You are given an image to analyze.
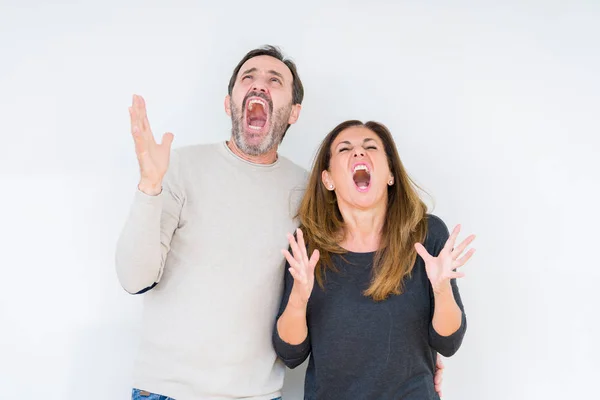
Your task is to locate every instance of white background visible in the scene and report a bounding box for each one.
[1,1,598,399]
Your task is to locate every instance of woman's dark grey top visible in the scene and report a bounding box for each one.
[273,215,467,400]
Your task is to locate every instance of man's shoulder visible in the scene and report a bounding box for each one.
[277,155,309,183]
[173,142,221,159]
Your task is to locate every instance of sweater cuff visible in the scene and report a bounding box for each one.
[273,325,311,362]
[134,187,164,205]
[429,311,467,357]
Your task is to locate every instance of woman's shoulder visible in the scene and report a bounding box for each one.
[424,214,450,250]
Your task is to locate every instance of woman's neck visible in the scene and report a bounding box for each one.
[338,201,386,253]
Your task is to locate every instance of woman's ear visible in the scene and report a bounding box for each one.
[322,170,335,191]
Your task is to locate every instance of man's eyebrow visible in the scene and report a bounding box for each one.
[240,68,285,81]
[268,70,285,80]
[240,67,257,76]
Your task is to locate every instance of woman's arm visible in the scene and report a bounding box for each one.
[432,279,463,336]
[415,217,475,356]
[429,278,468,356]
[277,291,310,345]
[272,229,320,368]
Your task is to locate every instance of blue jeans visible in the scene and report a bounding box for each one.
[132,389,174,400]
[132,389,281,400]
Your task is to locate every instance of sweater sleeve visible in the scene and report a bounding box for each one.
[115,150,185,294]
[426,215,468,357]
[272,258,312,368]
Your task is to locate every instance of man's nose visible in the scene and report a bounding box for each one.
[252,81,268,93]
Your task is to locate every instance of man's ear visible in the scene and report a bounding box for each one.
[287,104,302,125]
[224,95,232,117]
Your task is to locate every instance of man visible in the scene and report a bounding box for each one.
[116,45,444,399]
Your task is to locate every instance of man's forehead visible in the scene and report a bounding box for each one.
[238,55,293,80]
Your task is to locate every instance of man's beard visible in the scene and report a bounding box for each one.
[230,98,292,157]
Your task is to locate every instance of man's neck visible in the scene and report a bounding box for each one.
[226,140,278,165]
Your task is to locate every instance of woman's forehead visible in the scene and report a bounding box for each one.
[332,126,381,146]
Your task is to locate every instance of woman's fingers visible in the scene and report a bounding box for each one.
[450,271,466,279]
[454,248,476,268]
[443,224,461,253]
[285,230,319,286]
[309,249,320,271]
[452,234,476,260]
[282,249,301,271]
[287,233,303,262]
[414,243,433,263]
[296,228,309,265]
[288,267,306,285]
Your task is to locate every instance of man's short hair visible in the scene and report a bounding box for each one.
[228,45,304,139]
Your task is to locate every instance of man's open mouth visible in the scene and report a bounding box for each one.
[245,97,269,130]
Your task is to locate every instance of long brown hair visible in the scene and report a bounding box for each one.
[298,120,428,301]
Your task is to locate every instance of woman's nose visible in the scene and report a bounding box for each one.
[353,147,365,157]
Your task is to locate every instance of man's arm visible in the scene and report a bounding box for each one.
[115,94,182,294]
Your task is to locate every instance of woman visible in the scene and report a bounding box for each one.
[273,120,475,399]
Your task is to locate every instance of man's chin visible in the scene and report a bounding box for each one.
[236,135,273,156]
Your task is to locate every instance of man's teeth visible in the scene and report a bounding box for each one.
[248,99,266,111]
[248,125,262,130]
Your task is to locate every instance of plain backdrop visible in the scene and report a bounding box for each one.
[1,1,598,399]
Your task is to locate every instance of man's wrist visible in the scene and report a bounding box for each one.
[138,180,162,196]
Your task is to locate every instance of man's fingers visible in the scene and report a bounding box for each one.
[136,95,150,131]
[129,106,142,138]
[132,95,144,135]
[436,354,444,370]
[134,139,150,161]
[435,355,444,397]
[161,132,174,149]
[135,95,147,128]
[130,98,149,147]
[133,94,155,143]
